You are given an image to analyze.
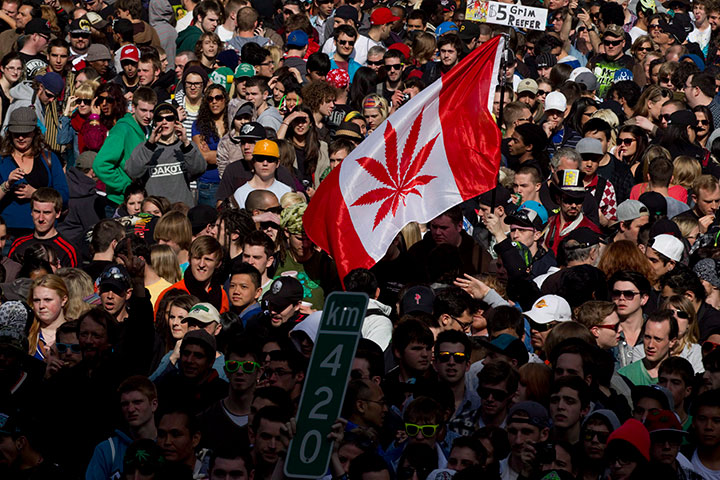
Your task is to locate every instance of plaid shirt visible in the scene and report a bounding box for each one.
[447,386,482,437]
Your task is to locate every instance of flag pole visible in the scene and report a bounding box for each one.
[492,33,510,214]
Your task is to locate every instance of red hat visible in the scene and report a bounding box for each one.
[607,419,650,462]
[370,7,400,25]
[388,42,411,61]
[120,45,140,63]
[326,68,350,89]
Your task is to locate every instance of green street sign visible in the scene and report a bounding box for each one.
[284,292,369,479]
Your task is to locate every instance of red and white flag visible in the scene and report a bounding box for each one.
[305,35,505,280]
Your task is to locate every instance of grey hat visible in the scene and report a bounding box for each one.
[616,199,649,222]
[0,301,30,352]
[577,137,604,156]
[180,329,217,357]
[507,401,550,428]
[7,107,37,134]
[582,408,621,430]
[694,258,720,288]
[575,71,598,91]
[85,43,112,62]
[75,151,96,170]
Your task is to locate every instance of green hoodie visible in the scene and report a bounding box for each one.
[176,25,202,53]
[93,113,148,205]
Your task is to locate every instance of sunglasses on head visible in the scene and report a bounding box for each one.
[477,386,510,401]
[437,351,467,363]
[154,114,177,123]
[207,94,225,103]
[225,360,260,374]
[56,342,81,354]
[404,423,439,437]
[603,39,623,47]
[611,289,640,300]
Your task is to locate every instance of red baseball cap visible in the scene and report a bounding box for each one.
[120,45,140,63]
[388,42,411,61]
[370,7,400,25]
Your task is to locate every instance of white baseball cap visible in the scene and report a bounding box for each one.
[651,234,684,262]
[523,294,572,325]
[544,91,567,113]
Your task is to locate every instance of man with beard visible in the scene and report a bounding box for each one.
[544,169,601,255]
[67,16,91,63]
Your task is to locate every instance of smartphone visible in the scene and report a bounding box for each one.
[534,442,555,465]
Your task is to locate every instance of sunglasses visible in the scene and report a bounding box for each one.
[638,46,653,52]
[659,77,671,84]
[367,60,383,66]
[537,89,549,96]
[56,343,81,354]
[404,423,439,437]
[259,206,283,214]
[660,113,672,122]
[398,467,432,480]
[561,195,584,205]
[71,32,91,39]
[225,360,260,374]
[254,156,279,163]
[529,320,557,332]
[618,137,636,145]
[283,8,296,15]
[611,289,640,300]
[702,340,720,355]
[44,90,56,99]
[595,323,620,332]
[670,309,690,320]
[603,39,623,47]
[154,114,177,123]
[477,386,510,401]
[98,95,111,104]
[207,94,225,103]
[338,39,356,46]
[583,429,610,443]
[649,23,661,29]
[698,119,710,126]
[384,63,404,71]
[77,98,92,105]
[437,351,467,363]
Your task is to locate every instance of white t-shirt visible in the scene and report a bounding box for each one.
[321,34,381,66]
[629,26,647,44]
[691,450,720,479]
[689,24,712,54]
[233,179,292,209]
[176,11,193,33]
[216,24,234,42]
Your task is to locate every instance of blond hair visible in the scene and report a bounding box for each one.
[673,155,702,189]
[56,268,94,321]
[75,80,100,99]
[151,244,182,284]
[154,211,192,251]
[27,274,69,355]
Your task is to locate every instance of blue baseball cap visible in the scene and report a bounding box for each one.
[287,30,309,48]
[436,21,458,36]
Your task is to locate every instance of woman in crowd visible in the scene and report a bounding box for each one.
[632,85,672,130]
[0,108,69,234]
[567,97,600,135]
[195,32,222,73]
[348,67,378,111]
[277,105,329,189]
[615,125,649,178]
[58,80,100,162]
[56,267,94,322]
[150,294,199,380]
[95,82,126,131]
[362,94,389,134]
[154,211,192,272]
[192,83,228,206]
[659,297,703,373]
[28,273,69,360]
[146,243,181,305]
[142,196,170,217]
[693,105,714,149]
[0,53,22,126]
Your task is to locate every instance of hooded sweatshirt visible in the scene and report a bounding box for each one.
[125,138,206,205]
[2,82,45,133]
[93,113,149,205]
[149,0,178,69]
[176,24,201,52]
[85,429,134,480]
[58,167,104,246]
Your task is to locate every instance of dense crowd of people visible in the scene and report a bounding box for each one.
[2,0,720,479]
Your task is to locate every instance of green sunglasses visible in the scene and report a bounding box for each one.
[224,360,260,374]
[405,423,439,437]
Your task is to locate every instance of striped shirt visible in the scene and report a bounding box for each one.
[9,233,78,267]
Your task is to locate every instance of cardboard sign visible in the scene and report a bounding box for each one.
[465,1,548,31]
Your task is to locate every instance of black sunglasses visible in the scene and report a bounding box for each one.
[603,39,623,47]
[611,289,640,300]
[338,39,355,46]
[384,63,404,70]
[154,114,177,123]
[367,60,383,66]
[618,137,636,145]
[207,94,225,102]
[77,98,92,105]
[477,386,510,401]
[437,351,467,363]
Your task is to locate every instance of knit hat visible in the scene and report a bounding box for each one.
[216,49,239,71]
[0,301,30,353]
[75,151,97,170]
[694,258,720,288]
[280,203,307,234]
[536,52,557,69]
[182,65,209,88]
[582,409,621,430]
[607,419,651,462]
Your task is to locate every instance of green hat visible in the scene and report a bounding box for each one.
[280,203,307,235]
[209,67,234,92]
[234,63,255,78]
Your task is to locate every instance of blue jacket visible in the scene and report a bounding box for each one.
[329,58,361,82]
[86,429,133,480]
[0,150,69,229]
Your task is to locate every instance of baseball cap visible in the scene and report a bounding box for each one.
[435,21,458,36]
[86,11,108,29]
[183,302,221,325]
[262,276,304,312]
[643,409,686,436]
[335,5,358,22]
[210,67,234,92]
[544,91,567,113]
[517,78,538,95]
[217,50,239,71]
[181,329,217,357]
[24,18,51,37]
[524,294,572,325]
[334,121,364,142]
[287,30,309,47]
[650,234,684,262]
[478,185,513,208]
[120,45,140,63]
[388,42,411,61]
[233,102,255,120]
[234,63,255,78]
[187,204,218,235]
[400,285,434,315]
[69,16,91,35]
[36,72,64,96]
[507,401,551,428]
[253,139,279,158]
[98,264,131,291]
[7,107,37,134]
[480,334,529,366]
[370,7,400,25]
[667,110,697,127]
[75,151,96,170]
[86,43,112,62]
[237,121,266,140]
[575,72,598,91]
[632,384,674,411]
[576,137,604,156]
[458,20,480,41]
[616,199,649,222]
[564,227,602,247]
[639,191,667,218]
[602,24,625,38]
[505,204,547,230]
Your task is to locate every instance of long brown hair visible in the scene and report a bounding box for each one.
[597,240,654,281]
[0,127,46,158]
